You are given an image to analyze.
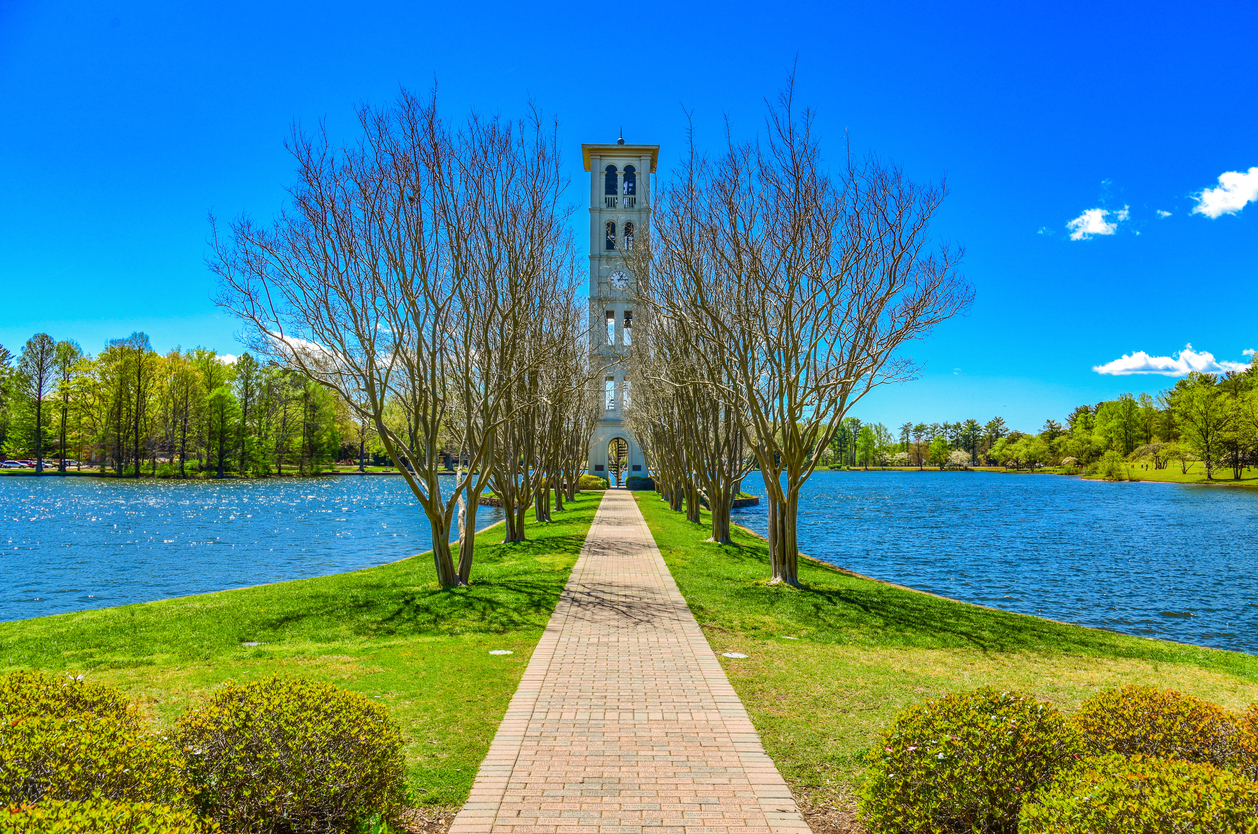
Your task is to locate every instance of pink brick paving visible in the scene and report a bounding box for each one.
[448,489,809,834]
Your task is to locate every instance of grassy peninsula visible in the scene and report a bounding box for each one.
[633,492,1258,817]
[0,490,601,807]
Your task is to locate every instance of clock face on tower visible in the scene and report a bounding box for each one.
[609,271,630,290]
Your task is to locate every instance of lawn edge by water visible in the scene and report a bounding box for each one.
[632,490,1258,818]
[0,490,605,807]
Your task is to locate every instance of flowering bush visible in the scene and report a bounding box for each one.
[0,669,135,724]
[0,800,212,834]
[1072,686,1258,778]
[178,678,405,834]
[0,713,187,806]
[859,688,1080,833]
[0,671,185,808]
[1019,753,1258,833]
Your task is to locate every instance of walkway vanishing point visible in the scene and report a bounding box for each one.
[450,490,810,834]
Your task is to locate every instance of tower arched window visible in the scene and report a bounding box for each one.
[622,165,637,208]
[623,221,634,251]
[604,165,618,195]
[605,221,616,250]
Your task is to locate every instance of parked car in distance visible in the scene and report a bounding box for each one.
[1,461,29,469]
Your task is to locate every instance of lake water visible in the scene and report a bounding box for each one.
[0,475,504,622]
[733,471,1258,654]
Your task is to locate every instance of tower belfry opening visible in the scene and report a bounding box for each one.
[582,137,659,485]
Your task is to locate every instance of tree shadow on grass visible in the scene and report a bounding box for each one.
[657,516,1245,667]
[0,513,597,668]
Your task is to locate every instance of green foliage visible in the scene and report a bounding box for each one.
[927,436,950,469]
[1093,450,1130,481]
[0,670,185,808]
[1019,753,1258,833]
[178,677,406,834]
[0,800,212,834]
[0,669,135,723]
[577,474,609,490]
[1072,685,1258,777]
[0,713,187,806]
[624,475,654,490]
[860,688,1080,834]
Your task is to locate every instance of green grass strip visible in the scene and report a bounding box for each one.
[0,490,603,807]
[633,491,1258,811]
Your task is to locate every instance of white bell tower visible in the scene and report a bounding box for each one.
[583,135,658,485]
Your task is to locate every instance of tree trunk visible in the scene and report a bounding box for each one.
[685,483,702,523]
[429,519,461,587]
[179,411,188,478]
[709,490,733,544]
[58,404,67,475]
[133,363,142,479]
[668,479,684,512]
[457,500,479,584]
[534,483,551,522]
[767,490,801,586]
[34,396,43,474]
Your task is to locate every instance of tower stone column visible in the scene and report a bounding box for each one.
[581,138,659,486]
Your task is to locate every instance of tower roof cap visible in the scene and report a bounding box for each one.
[583,143,659,171]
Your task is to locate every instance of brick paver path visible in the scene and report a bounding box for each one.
[449,489,809,834]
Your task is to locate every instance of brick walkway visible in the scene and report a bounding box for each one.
[449,489,808,834]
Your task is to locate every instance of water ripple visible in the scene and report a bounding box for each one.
[733,471,1258,654]
[0,476,504,621]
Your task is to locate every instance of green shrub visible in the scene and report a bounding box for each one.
[178,678,405,834]
[860,688,1080,834]
[1093,451,1130,481]
[1072,686,1258,777]
[577,474,609,490]
[0,714,186,806]
[0,670,135,724]
[624,475,655,491]
[1019,753,1258,833]
[0,800,211,833]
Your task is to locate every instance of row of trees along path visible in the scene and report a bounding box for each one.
[623,82,970,585]
[210,81,968,589]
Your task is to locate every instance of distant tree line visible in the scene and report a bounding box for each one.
[859,358,1258,479]
[0,332,349,476]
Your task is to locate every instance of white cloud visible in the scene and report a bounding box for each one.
[216,354,238,365]
[1066,205,1129,240]
[1037,227,1051,235]
[1156,209,1171,218]
[1245,348,1256,357]
[1192,167,1258,218]
[1093,344,1251,376]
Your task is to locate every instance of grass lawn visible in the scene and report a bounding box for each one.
[1083,459,1258,486]
[633,491,1258,816]
[0,489,602,808]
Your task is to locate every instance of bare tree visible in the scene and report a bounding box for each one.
[213,89,576,586]
[641,85,970,584]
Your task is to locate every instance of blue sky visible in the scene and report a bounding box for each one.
[1,0,1254,432]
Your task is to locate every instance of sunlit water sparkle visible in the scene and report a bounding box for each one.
[0,475,504,621]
